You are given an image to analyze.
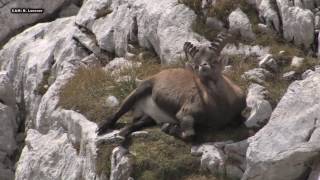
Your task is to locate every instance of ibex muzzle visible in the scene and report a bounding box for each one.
[97,31,246,141]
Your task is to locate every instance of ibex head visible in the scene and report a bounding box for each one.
[184,31,233,80]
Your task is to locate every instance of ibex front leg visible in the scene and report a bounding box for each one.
[176,110,195,141]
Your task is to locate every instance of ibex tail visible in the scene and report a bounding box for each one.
[97,79,153,135]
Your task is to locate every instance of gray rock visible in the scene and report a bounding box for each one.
[255,0,281,32]
[282,71,297,81]
[245,84,272,128]
[73,27,111,61]
[59,3,80,18]
[291,56,305,68]
[228,8,256,40]
[76,0,208,64]
[302,69,315,79]
[222,43,270,58]
[308,161,320,180]
[0,72,16,109]
[104,57,141,75]
[191,143,226,175]
[192,140,248,179]
[0,0,70,46]
[110,146,133,180]
[0,103,16,180]
[259,54,278,72]
[242,68,273,84]
[15,128,91,180]
[243,71,320,180]
[277,0,314,49]
[105,96,119,108]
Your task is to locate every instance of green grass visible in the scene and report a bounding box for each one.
[130,128,203,180]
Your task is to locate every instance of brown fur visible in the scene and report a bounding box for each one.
[97,31,246,140]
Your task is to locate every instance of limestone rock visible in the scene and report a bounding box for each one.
[104,57,141,75]
[276,0,314,49]
[15,129,82,180]
[228,8,256,40]
[0,103,16,180]
[256,0,281,32]
[245,83,272,128]
[291,56,305,68]
[192,140,248,179]
[222,43,270,58]
[105,96,119,108]
[282,71,297,81]
[0,72,16,109]
[191,143,226,175]
[243,71,320,180]
[59,3,80,18]
[76,0,208,64]
[110,146,133,180]
[259,54,278,72]
[242,68,273,84]
[0,0,70,46]
[302,69,315,79]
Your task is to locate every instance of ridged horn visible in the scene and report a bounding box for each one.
[209,31,233,57]
[184,41,199,60]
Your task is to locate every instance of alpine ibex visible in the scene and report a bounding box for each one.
[97,31,246,141]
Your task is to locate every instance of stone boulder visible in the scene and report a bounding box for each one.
[276,0,314,49]
[228,8,256,40]
[255,0,281,32]
[243,71,320,180]
[242,68,273,84]
[0,0,70,46]
[110,146,133,180]
[245,83,272,128]
[76,0,208,64]
[0,103,16,180]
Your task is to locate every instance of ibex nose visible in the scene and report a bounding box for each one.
[201,62,208,66]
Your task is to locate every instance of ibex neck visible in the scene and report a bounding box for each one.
[200,74,223,85]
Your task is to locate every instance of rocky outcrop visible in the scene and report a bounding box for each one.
[0,72,17,180]
[76,0,208,64]
[245,83,272,128]
[277,0,315,49]
[192,140,249,179]
[255,0,281,32]
[243,70,320,180]
[222,43,270,58]
[110,146,133,180]
[228,8,256,40]
[0,16,102,179]
[0,0,77,47]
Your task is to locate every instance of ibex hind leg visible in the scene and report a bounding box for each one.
[118,115,156,138]
[97,80,153,135]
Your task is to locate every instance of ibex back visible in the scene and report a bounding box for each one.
[97,31,246,141]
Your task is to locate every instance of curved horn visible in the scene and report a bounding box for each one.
[184,42,199,59]
[209,31,233,57]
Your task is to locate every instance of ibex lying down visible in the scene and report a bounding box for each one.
[97,31,246,141]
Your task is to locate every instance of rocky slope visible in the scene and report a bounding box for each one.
[0,0,320,180]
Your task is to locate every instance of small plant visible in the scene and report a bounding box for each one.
[34,69,52,95]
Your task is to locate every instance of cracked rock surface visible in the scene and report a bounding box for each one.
[243,70,320,180]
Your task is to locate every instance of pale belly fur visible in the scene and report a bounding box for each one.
[133,96,177,124]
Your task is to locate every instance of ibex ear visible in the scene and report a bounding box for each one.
[183,42,199,61]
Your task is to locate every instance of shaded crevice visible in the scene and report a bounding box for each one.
[270,0,283,35]
[305,118,318,142]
